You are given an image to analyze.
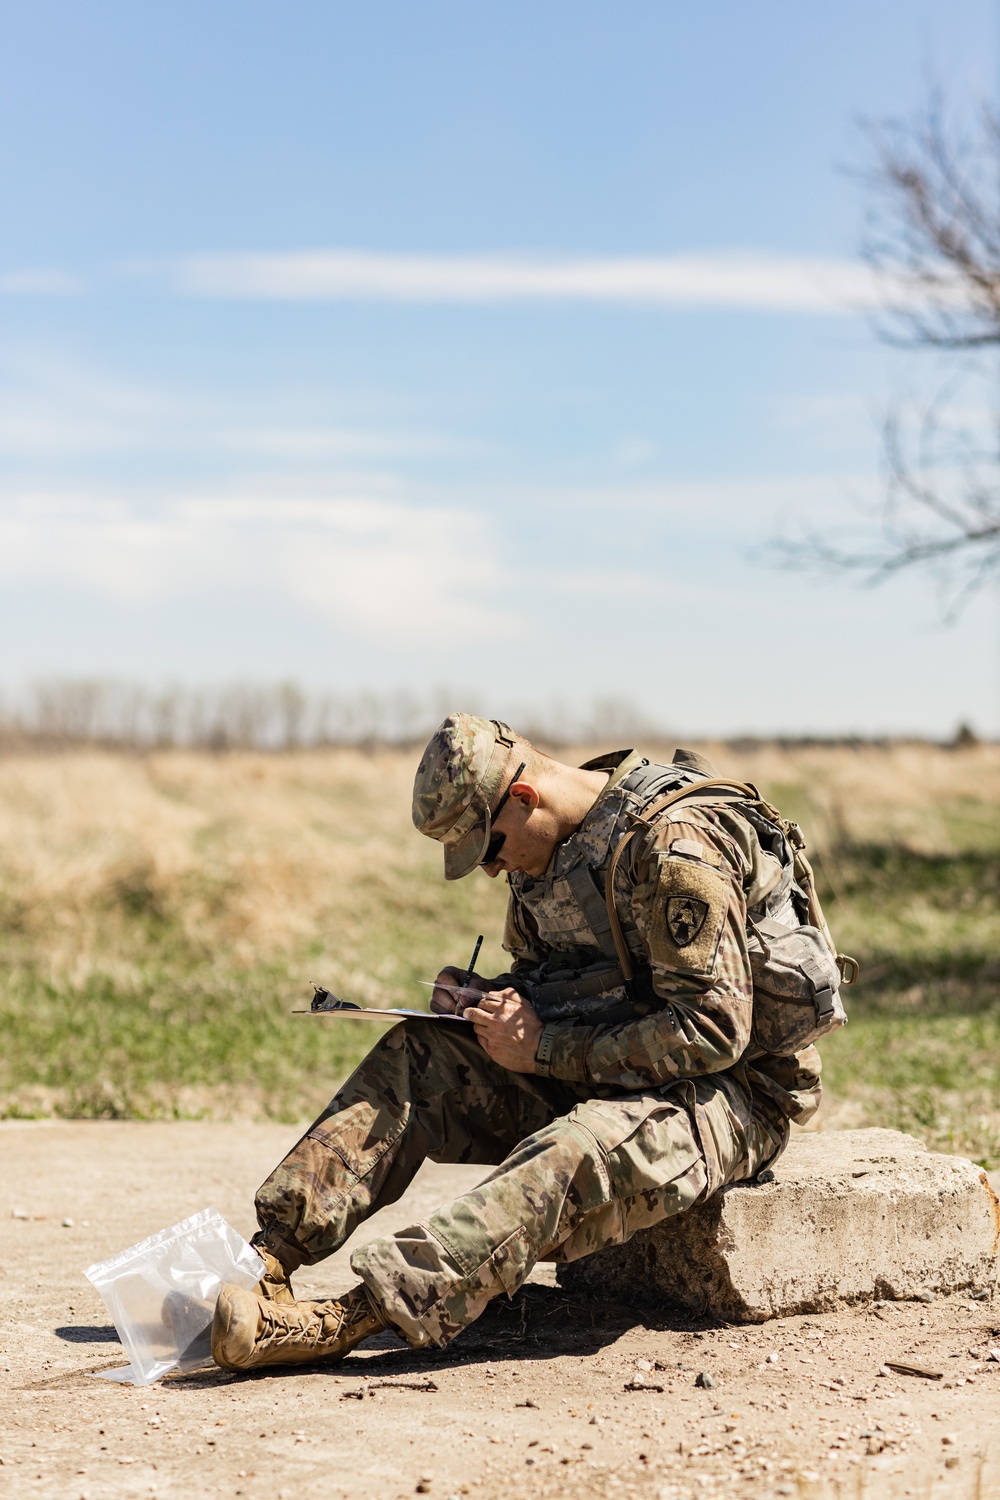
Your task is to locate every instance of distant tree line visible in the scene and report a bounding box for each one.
[0,678,982,752]
[0,679,670,752]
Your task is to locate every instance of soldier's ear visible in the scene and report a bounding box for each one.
[509,781,540,812]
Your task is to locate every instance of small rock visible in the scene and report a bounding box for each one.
[917,1289,935,1303]
[11,1209,27,1220]
[878,1365,891,1377]
[970,1289,989,1300]
[636,1358,653,1372]
[581,1442,592,1450]
[941,1434,957,1446]
[765,1351,779,1364]
[589,1415,602,1426]
[986,1348,1000,1363]
[62,1217,74,1228]
[945,1456,960,1469]
[694,1372,715,1389]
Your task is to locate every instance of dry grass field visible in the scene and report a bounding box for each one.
[0,741,998,1164]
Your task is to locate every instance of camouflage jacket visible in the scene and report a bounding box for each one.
[503,749,822,1124]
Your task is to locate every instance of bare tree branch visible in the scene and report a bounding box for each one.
[774,94,1000,607]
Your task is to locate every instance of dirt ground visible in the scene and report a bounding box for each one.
[1,1121,998,1500]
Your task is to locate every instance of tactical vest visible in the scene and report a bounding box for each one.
[506,753,854,1055]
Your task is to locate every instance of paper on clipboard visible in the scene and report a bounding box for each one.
[293,984,471,1022]
[292,1005,470,1022]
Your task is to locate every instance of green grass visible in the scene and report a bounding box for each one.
[819,1012,1000,1167]
[0,863,510,1122]
[807,831,1000,1165]
[0,963,369,1121]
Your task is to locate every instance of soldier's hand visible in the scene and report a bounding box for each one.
[464,988,543,1074]
[430,967,487,1015]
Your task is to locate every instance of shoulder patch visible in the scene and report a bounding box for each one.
[647,853,729,977]
[665,894,709,945]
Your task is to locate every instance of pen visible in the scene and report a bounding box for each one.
[464,933,484,987]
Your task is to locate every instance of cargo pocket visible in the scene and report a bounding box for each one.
[567,1093,703,1205]
[688,1072,759,1195]
[555,1092,706,1256]
[307,1106,409,1181]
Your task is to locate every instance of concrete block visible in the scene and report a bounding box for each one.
[557,1128,1000,1323]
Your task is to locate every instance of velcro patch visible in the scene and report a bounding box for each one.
[668,837,720,865]
[647,854,729,977]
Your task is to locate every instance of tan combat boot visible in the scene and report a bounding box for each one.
[211,1283,387,1371]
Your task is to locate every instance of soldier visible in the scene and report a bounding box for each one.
[211,714,836,1370]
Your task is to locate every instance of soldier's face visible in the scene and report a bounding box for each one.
[479,785,558,880]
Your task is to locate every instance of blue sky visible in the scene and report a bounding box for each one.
[1,1,998,736]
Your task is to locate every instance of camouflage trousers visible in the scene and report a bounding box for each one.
[255,1020,787,1349]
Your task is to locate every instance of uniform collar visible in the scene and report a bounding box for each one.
[543,749,646,879]
[578,747,646,803]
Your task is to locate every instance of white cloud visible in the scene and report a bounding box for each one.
[174,249,881,313]
[0,469,875,628]
[2,469,996,735]
[0,351,464,464]
[0,352,178,457]
[0,483,504,643]
[0,269,83,295]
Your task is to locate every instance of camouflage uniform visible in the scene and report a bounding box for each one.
[255,723,822,1349]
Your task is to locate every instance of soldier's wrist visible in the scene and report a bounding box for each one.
[534,1023,558,1078]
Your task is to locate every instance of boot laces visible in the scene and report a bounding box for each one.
[256,1289,375,1351]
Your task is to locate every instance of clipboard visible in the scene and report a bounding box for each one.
[293,984,472,1023]
[292,1006,470,1023]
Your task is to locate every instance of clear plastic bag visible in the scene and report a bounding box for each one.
[84,1206,264,1385]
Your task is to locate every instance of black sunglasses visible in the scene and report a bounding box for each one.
[481,761,526,867]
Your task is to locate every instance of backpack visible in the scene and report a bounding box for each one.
[604,778,858,1054]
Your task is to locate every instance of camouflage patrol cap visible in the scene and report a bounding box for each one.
[412,713,516,879]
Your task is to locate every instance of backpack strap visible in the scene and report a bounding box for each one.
[603,779,759,983]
